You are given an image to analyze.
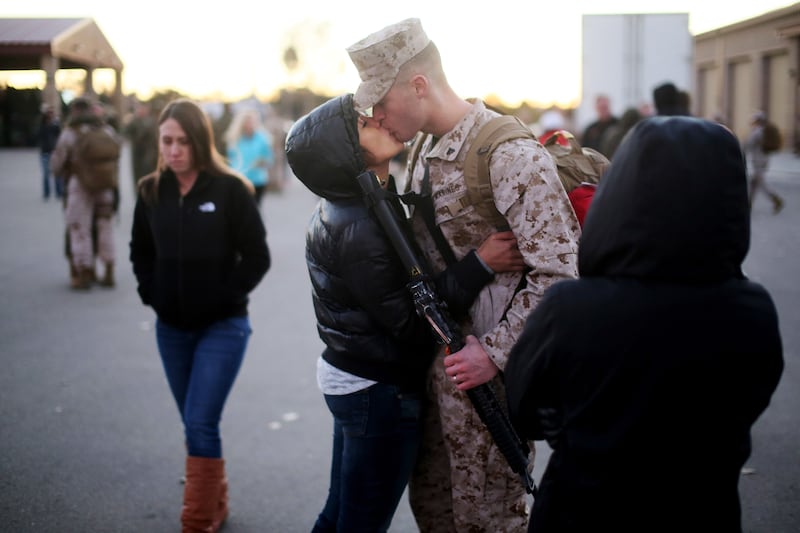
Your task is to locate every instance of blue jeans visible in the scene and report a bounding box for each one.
[40,153,64,199]
[313,383,423,533]
[40,152,52,198]
[155,316,251,458]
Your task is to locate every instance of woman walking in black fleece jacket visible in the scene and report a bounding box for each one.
[130,98,270,533]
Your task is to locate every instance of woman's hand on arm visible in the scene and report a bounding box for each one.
[477,230,526,273]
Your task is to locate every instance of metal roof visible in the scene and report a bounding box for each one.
[0,17,123,70]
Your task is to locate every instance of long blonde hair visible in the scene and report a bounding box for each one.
[224,108,266,150]
[139,98,254,203]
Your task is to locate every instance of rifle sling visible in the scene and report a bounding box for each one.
[400,162,458,266]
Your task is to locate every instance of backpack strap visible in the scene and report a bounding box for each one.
[464,116,538,322]
[415,163,459,265]
[463,116,536,230]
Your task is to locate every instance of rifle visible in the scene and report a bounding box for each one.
[357,170,536,495]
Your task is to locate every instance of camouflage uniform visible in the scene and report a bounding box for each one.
[50,123,117,271]
[407,100,580,532]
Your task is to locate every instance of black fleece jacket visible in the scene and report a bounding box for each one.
[130,169,270,329]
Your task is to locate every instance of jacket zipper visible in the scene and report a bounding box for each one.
[178,194,185,319]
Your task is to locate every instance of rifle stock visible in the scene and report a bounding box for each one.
[357,170,536,495]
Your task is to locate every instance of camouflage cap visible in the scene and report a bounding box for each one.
[346,18,431,112]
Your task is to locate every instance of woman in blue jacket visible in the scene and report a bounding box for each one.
[130,98,270,533]
[225,108,274,206]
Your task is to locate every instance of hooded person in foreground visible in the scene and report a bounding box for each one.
[505,116,784,532]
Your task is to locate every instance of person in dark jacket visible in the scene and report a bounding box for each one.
[580,93,618,156]
[124,99,159,191]
[599,106,642,160]
[129,98,270,533]
[505,116,784,533]
[653,81,691,116]
[38,104,62,199]
[285,93,525,533]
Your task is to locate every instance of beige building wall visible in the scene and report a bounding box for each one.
[768,53,792,137]
[698,66,720,120]
[694,3,800,149]
[731,60,754,139]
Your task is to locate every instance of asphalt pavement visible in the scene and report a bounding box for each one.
[1,144,798,532]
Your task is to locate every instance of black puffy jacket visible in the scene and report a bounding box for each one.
[286,94,491,390]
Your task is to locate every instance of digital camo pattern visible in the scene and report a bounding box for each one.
[409,354,530,532]
[346,18,430,111]
[406,100,580,531]
[408,100,580,369]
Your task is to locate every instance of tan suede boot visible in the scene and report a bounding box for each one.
[217,476,229,526]
[181,456,228,533]
[99,262,115,288]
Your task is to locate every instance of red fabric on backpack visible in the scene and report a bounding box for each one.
[568,184,597,227]
[539,129,571,148]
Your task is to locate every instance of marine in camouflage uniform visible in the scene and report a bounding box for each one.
[406,99,581,532]
[346,17,580,531]
[50,98,120,289]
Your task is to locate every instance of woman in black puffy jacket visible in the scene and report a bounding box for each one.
[286,93,524,532]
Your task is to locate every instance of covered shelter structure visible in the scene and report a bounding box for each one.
[0,17,124,116]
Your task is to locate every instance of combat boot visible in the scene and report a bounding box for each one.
[71,267,93,290]
[99,262,115,288]
[69,262,80,289]
[772,194,785,214]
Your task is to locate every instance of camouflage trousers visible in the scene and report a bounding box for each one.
[64,178,115,269]
[409,354,530,533]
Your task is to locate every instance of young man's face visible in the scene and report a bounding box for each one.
[371,80,421,144]
[357,115,403,166]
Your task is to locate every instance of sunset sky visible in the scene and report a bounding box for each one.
[1,1,796,107]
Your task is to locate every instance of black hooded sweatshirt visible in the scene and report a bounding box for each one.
[285,94,493,390]
[505,117,784,532]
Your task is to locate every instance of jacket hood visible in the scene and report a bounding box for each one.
[285,94,366,200]
[579,116,750,283]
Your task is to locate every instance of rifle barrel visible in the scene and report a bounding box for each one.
[356,170,536,495]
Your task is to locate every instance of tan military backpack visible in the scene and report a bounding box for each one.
[406,115,609,229]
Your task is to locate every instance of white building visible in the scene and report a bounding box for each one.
[576,13,693,132]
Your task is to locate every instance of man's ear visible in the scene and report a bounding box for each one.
[410,74,429,98]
